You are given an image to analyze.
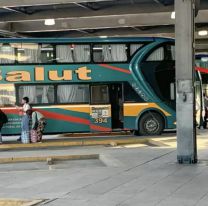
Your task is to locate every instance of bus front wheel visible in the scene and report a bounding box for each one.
[138,112,164,136]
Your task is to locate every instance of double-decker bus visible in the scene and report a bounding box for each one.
[0,37,203,136]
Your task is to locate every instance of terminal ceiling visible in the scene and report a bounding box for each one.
[0,0,208,51]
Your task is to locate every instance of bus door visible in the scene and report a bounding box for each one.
[109,84,124,130]
[90,85,112,132]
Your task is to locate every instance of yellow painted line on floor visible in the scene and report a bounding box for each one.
[0,141,84,149]
[0,138,148,150]
[0,154,99,164]
[82,138,148,146]
[60,131,131,138]
[113,144,147,149]
[0,199,44,206]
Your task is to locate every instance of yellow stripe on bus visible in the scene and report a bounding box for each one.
[37,104,112,115]
[35,105,90,114]
[123,103,171,117]
[63,106,90,114]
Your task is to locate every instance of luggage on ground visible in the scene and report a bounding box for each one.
[30,129,38,143]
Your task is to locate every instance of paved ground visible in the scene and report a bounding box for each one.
[0,130,208,205]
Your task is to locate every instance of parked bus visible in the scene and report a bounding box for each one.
[0,37,203,135]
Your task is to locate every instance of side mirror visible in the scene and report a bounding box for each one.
[170,83,175,100]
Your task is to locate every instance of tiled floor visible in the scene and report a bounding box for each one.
[0,131,208,205]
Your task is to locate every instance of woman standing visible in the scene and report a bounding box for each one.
[17,97,31,143]
[21,110,31,144]
[21,97,31,116]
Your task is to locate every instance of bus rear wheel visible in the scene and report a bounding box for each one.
[138,112,164,136]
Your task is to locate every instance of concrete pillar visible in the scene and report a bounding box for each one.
[175,0,197,164]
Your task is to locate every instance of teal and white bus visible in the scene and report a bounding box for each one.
[0,37,203,135]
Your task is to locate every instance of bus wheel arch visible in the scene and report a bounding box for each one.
[136,110,166,136]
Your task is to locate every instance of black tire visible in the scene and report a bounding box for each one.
[138,112,164,136]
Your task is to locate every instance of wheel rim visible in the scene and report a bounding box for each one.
[145,118,159,133]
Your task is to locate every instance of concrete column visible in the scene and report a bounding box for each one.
[175,0,197,164]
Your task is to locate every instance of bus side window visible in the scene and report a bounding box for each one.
[93,44,127,62]
[130,44,143,56]
[57,84,89,103]
[40,44,54,63]
[124,82,145,102]
[91,85,109,104]
[56,44,91,63]
[146,47,165,61]
[166,44,175,61]
[170,45,175,61]
[56,44,74,63]
[0,43,16,64]
[18,85,55,104]
[17,43,41,64]
[0,84,16,106]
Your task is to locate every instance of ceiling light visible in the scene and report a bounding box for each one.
[171,11,175,19]
[198,30,208,36]
[44,19,55,26]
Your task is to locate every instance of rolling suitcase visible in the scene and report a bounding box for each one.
[30,129,38,143]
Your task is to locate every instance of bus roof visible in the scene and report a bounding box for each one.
[0,37,174,43]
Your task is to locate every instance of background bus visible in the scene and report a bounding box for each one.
[196,54,208,94]
[0,37,203,136]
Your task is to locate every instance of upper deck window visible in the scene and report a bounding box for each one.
[15,43,54,64]
[56,45,73,63]
[146,47,165,61]
[17,43,41,63]
[0,43,15,64]
[56,44,90,63]
[40,44,54,63]
[93,44,127,62]
[130,44,143,56]
[167,45,175,61]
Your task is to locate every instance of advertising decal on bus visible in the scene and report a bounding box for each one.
[0,66,92,82]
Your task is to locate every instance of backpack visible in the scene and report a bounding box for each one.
[0,110,8,124]
[32,111,39,130]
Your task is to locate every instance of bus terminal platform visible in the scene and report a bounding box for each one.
[0,132,149,151]
[0,131,208,205]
